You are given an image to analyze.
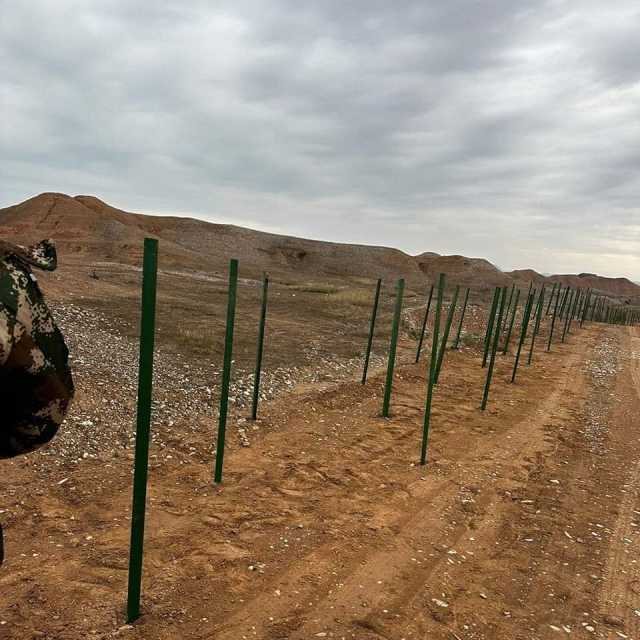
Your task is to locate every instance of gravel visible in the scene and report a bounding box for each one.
[35,302,386,467]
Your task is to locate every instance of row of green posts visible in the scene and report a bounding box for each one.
[125,237,639,622]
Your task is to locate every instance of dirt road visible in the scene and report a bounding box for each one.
[1,323,639,639]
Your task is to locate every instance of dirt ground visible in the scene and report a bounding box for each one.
[2,311,640,639]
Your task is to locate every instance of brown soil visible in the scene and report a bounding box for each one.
[2,320,639,639]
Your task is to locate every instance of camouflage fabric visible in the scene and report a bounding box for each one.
[0,239,74,458]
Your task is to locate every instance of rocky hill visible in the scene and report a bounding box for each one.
[1,192,638,300]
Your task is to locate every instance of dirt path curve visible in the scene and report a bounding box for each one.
[1,323,639,640]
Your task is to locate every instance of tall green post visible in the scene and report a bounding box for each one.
[575,289,585,321]
[482,287,500,367]
[546,283,557,315]
[481,286,506,410]
[214,259,239,484]
[452,287,470,350]
[527,286,545,365]
[502,289,521,355]
[561,289,575,343]
[382,278,404,418]
[511,293,534,383]
[127,238,159,623]
[415,284,434,363]
[502,284,516,333]
[251,274,269,420]
[420,273,444,465]
[548,286,569,351]
[580,289,591,327]
[567,288,581,334]
[362,278,382,383]
[434,284,460,383]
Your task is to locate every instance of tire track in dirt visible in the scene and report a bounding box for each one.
[288,330,592,640]
[599,326,640,640]
[208,331,591,640]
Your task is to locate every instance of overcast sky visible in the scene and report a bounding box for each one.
[2,1,639,279]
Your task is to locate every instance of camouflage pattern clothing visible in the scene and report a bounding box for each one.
[0,239,74,458]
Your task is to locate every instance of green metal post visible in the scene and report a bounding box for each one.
[126,238,159,623]
[580,289,591,327]
[578,288,587,318]
[548,286,569,351]
[502,289,521,355]
[554,285,563,317]
[420,273,444,465]
[434,284,460,384]
[567,289,580,333]
[481,286,506,410]
[502,284,516,333]
[482,287,500,367]
[415,284,434,363]
[511,293,534,383]
[527,286,545,365]
[575,289,585,321]
[546,283,557,315]
[362,278,382,383]
[561,289,575,343]
[382,278,405,418]
[561,287,573,321]
[452,287,470,350]
[214,258,239,484]
[251,274,269,420]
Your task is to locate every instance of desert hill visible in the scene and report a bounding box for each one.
[1,192,638,300]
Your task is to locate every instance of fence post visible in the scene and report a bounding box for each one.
[527,286,545,365]
[214,258,239,484]
[420,273,444,465]
[126,238,159,623]
[362,279,382,383]
[415,284,434,363]
[546,282,557,315]
[548,286,569,351]
[561,289,575,343]
[580,289,591,327]
[567,288,581,334]
[452,287,470,350]
[501,284,515,333]
[434,284,460,383]
[481,286,506,410]
[502,289,521,355]
[511,293,534,383]
[482,287,500,367]
[382,278,404,418]
[251,274,269,420]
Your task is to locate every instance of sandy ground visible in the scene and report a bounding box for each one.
[1,321,640,640]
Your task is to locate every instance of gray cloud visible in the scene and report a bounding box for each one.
[1,0,639,279]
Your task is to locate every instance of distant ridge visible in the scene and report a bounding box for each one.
[1,192,638,300]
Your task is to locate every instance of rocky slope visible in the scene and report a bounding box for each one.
[1,192,638,300]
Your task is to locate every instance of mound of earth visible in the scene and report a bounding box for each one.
[1,192,638,301]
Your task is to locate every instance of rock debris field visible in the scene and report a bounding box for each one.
[39,303,386,468]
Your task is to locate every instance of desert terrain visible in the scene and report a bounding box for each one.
[1,193,640,639]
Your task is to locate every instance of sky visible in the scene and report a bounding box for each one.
[1,1,639,279]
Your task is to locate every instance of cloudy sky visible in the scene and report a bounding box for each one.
[2,1,639,279]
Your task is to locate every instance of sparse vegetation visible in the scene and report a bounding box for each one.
[458,331,483,348]
[328,288,375,306]
[286,282,340,294]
